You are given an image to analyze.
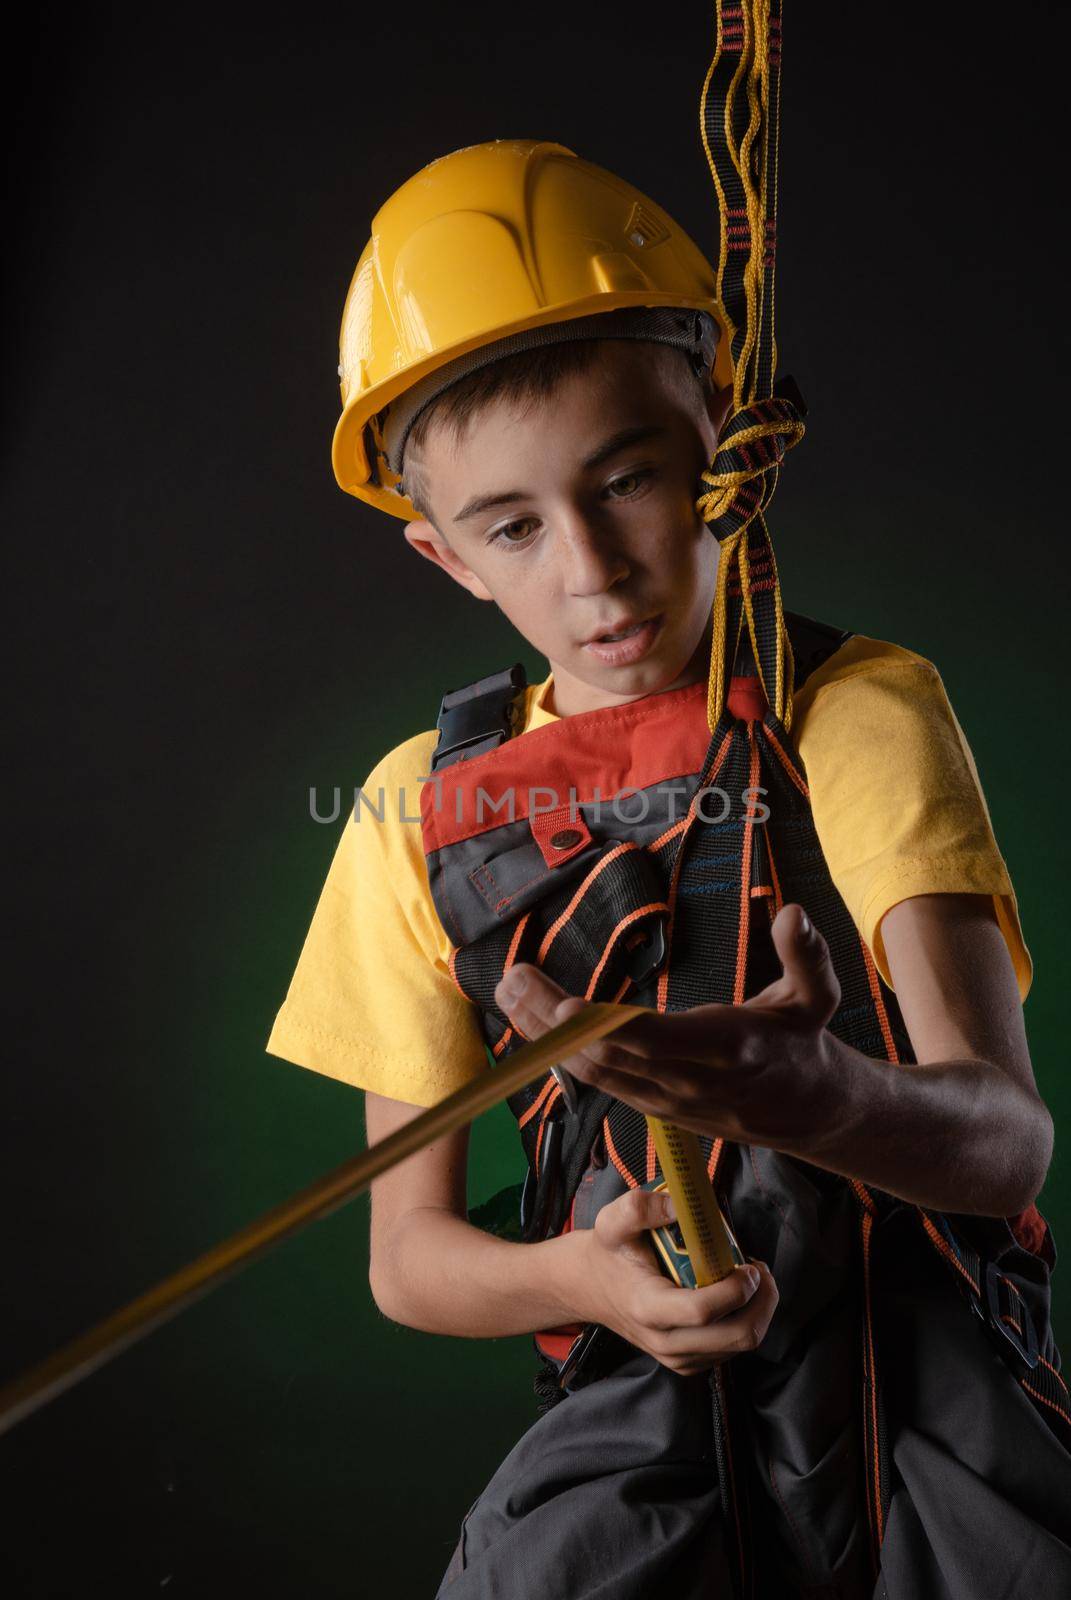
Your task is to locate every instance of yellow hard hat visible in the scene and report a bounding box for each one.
[332,138,732,521]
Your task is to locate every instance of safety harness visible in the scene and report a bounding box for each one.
[416,4,1070,1589]
[420,631,1069,1589]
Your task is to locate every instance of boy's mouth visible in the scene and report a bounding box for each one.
[582,613,664,666]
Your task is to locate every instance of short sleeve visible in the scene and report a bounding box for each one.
[265,734,491,1105]
[792,638,1033,1003]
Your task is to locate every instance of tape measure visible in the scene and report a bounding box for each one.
[643,1116,744,1287]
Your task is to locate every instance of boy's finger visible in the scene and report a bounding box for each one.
[639,1264,761,1331]
[494,964,567,1018]
[497,968,669,1054]
[683,1265,763,1324]
[657,1266,778,1353]
[768,903,840,1023]
[498,970,753,1082]
[575,1005,755,1079]
[593,1186,677,1251]
[546,1057,679,1123]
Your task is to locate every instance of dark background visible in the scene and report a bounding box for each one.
[4,4,1069,1595]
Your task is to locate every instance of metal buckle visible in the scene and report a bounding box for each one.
[983,1260,1039,1370]
[556,1324,603,1390]
[518,1117,564,1242]
[518,1163,535,1237]
[550,1064,579,1116]
[624,918,667,988]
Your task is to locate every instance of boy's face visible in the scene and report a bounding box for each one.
[402,343,732,716]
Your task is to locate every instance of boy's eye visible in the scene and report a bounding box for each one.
[493,520,536,545]
[488,469,654,546]
[606,470,651,498]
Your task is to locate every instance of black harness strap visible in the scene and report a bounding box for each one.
[430,662,528,772]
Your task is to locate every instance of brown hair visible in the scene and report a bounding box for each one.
[399,339,710,534]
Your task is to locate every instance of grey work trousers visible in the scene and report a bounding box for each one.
[436,1224,1071,1599]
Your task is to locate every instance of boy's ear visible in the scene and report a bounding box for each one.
[403,519,495,602]
[707,380,734,440]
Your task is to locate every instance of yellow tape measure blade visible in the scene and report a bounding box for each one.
[646,1117,743,1286]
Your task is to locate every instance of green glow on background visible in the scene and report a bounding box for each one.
[150,553,1069,1594]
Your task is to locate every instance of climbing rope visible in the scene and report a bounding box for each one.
[697,0,806,732]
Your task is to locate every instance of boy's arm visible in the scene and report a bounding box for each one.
[364,1089,584,1335]
[784,890,1051,1214]
[849,890,1052,1209]
[364,1089,778,1371]
[493,893,1052,1219]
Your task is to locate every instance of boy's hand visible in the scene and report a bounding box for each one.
[494,902,842,1152]
[567,1187,778,1376]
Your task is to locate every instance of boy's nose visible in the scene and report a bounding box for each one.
[560,513,631,597]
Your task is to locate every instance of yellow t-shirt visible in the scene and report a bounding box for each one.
[265,635,1032,1106]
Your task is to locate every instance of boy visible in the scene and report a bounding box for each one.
[266,139,1070,1595]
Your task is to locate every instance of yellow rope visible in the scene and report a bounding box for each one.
[697,0,800,734]
[706,527,739,723]
[735,5,765,411]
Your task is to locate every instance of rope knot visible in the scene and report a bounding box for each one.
[695,394,805,539]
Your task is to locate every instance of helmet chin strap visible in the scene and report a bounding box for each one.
[696,0,805,734]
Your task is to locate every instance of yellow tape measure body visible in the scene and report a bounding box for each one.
[644,1116,744,1287]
